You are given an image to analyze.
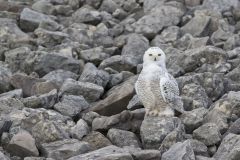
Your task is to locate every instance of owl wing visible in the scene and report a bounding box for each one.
[160,73,185,113]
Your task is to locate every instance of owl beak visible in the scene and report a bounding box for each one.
[154,57,157,61]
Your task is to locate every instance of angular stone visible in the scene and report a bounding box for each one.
[7,130,39,158]
[70,119,90,140]
[32,0,55,15]
[107,128,141,148]
[121,34,149,66]
[127,95,143,110]
[42,70,78,88]
[82,131,112,150]
[214,133,240,160]
[67,145,133,160]
[202,0,239,12]
[59,79,104,102]
[130,149,161,160]
[0,89,22,99]
[141,116,184,149]
[89,76,137,116]
[188,139,209,157]
[0,65,12,94]
[180,108,208,134]
[20,8,57,32]
[54,95,89,118]
[32,52,83,77]
[0,98,24,116]
[161,140,195,160]
[72,5,102,25]
[193,123,221,146]
[40,139,92,160]
[79,63,110,88]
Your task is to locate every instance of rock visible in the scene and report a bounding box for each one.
[67,145,133,160]
[22,89,57,109]
[32,0,55,15]
[92,109,144,133]
[79,63,110,88]
[155,26,180,44]
[81,111,100,126]
[225,118,240,135]
[141,116,184,149]
[181,14,211,37]
[202,0,239,12]
[185,0,201,7]
[107,128,141,148]
[130,149,161,160]
[0,65,12,94]
[54,5,73,16]
[108,71,135,88]
[181,83,212,111]
[214,133,240,160]
[54,95,89,118]
[224,34,240,51]
[82,131,112,150]
[89,76,137,116]
[132,4,185,38]
[0,89,23,99]
[34,28,68,47]
[30,81,58,95]
[121,34,149,66]
[193,123,221,146]
[100,0,120,14]
[59,79,104,102]
[0,98,24,116]
[42,70,78,88]
[0,18,29,43]
[31,52,83,77]
[161,140,195,160]
[79,47,110,66]
[20,8,57,32]
[10,73,45,97]
[6,130,39,158]
[72,5,101,25]
[196,156,215,160]
[5,47,32,73]
[0,151,9,160]
[40,139,92,160]
[180,108,208,134]
[70,119,90,140]
[188,139,209,157]
[99,55,136,73]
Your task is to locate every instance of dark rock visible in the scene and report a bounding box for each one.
[40,139,91,160]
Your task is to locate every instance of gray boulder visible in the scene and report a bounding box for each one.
[32,0,55,15]
[20,8,57,32]
[6,130,39,158]
[70,119,90,140]
[202,0,239,12]
[59,79,104,102]
[107,128,141,148]
[40,139,92,160]
[54,95,89,118]
[79,63,110,88]
[161,140,195,160]
[0,89,23,99]
[193,123,221,146]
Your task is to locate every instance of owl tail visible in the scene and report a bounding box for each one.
[170,96,185,114]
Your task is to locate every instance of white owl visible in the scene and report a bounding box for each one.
[135,47,184,117]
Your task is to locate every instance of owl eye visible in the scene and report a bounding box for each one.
[158,54,161,56]
[149,54,153,56]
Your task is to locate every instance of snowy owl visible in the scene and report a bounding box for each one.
[135,47,184,117]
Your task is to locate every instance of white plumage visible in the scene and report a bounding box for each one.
[135,47,184,117]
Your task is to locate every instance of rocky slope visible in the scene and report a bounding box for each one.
[0,0,239,159]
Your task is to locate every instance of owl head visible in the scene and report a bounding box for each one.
[143,47,166,67]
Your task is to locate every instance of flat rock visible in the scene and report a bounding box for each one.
[67,145,133,160]
[82,131,112,150]
[59,79,104,103]
[89,76,137,116]
[107,128,141,148]
[0,89,22,99]
[7,130,39,158]
[40,139,92,160]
